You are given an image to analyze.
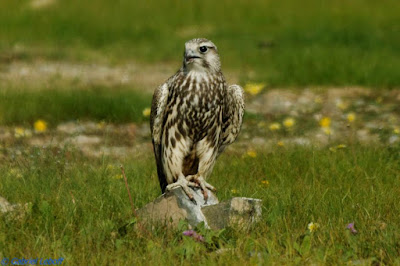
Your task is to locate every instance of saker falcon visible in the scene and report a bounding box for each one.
[150,38,244,201]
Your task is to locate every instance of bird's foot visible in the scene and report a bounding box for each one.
[186,174,215,201]
[166,176,199,204]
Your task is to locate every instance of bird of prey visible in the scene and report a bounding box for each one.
[150,38,244,201]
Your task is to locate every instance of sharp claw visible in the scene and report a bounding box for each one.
[203,189,208,201]
[192,175,215,200]
[182,187,194,198]
[190,197,197,205]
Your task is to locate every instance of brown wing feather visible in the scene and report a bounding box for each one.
[150,83,169,192]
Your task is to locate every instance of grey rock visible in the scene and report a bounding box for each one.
[0,196,29,221]
[137,188,262,230]
[202,197,262,230]
[138,187,218,228]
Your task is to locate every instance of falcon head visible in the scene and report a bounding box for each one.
[183,38,221,73]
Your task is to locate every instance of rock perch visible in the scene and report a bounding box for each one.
[137,188,262,230]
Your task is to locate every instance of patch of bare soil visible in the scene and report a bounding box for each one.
[0,59,239,92]
[1,87,399,160]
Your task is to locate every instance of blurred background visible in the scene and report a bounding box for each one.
[0,0,399,152]
[1,0,399,86]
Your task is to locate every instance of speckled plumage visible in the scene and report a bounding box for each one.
[150,38,244,199]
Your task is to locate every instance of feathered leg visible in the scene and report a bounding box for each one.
[185,136,219,201]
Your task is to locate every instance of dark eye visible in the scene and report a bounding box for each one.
[199,46,208,53]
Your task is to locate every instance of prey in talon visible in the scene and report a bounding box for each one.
[150,38,244,202]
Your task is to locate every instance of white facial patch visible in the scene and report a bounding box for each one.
[184,39,220,73]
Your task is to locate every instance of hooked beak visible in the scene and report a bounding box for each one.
[185,50,200,62]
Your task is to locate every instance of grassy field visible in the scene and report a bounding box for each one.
[0,0,399,87]
[1,145,400,264]
[1,0,400,265]
[0,87,150,125]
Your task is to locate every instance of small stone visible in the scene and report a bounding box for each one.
[66,135,102,146]
[0,197,29,221]
[388,135,399,145]
[57,122,84,134]
[0,196,17,213]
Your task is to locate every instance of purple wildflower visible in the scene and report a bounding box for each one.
[347,222,357,234]
[182,230,204,242]
[183,230,195,236]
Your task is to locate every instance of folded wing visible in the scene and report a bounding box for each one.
[219,84,245,155]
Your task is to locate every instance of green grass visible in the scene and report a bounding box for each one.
[1,144,400,264]
[0,87,151,125]
[0,0,399,87]
[1,0,399,264]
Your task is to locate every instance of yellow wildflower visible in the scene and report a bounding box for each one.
[142,107,151,117]
[261,180,269,186]
[257,121,267,128]
[347,113,356,123]
[319,117,331,128]
[34,119,47,133]
[14,127,32,138]
[314,96,323,104]
[113,174,123,180]
[308,222,320,233]
[330,144,346,152]
[9,168,23,178]
[336,100,348,110]
[244,83,265,96]
[277,141,284,147]
[322,127,332,135]
[269,122,281,131]
[394,127,400,134]
[231,189,238,194]
[14,127,25,138]
[246,150,257,158]
[97,121,106,129]
[283,117,295,128]
[106,164,115,172]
